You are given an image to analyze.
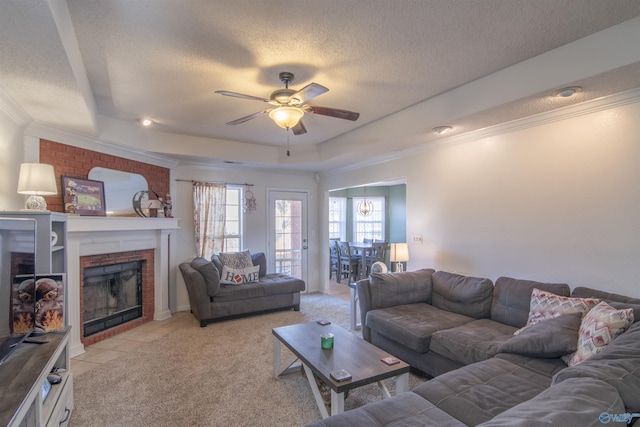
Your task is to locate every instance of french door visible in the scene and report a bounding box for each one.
[268,190,308,285]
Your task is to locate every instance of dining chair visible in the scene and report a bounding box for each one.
[365,241,388,276]
[329,239,339,280]
[337,241,361,283]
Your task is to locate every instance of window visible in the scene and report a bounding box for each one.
[329,197,347,240]
[352,196,385,242]
[223,186,243,251]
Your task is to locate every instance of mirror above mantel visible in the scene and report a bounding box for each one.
[88,167,148,216]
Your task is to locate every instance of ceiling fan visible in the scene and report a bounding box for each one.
[215,71,360,135]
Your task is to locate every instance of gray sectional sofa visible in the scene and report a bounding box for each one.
[307,269,640,427]
[179,252,305,326]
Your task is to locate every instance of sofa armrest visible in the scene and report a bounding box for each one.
[357,269,436,341]
[356,278,373,340]
[179,262,214,324]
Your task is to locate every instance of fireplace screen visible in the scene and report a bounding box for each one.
[83,261,143,337]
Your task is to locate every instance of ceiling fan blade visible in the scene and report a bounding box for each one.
[290,83,328,104]
[226,110,270,125]
[292,120,307,135]
[307,105,360,121]
[215,90,270,103]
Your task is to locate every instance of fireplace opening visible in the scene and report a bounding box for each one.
[83,261,143,337]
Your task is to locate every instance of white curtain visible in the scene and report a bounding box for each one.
[193,182,227,258]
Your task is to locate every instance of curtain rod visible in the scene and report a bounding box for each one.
[176,179,254,187]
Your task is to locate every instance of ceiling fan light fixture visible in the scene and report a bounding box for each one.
[269,106,304,129]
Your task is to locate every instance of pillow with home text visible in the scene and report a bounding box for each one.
[220,265,260,285]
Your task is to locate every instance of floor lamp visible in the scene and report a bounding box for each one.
[390,243,409,272]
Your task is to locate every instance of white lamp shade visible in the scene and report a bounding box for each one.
[390,243,409,262]
[17,163,58,195]
[268,106,304,129]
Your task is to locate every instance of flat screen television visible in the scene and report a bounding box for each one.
[0,217,36,365]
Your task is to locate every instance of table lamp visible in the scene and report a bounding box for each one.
[17,163,58,211]
[390,243,409,272]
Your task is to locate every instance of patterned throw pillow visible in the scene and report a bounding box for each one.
[220,265,260,285]
[564,301,634,366]
[526,288,600,326]
[218,250,253,269]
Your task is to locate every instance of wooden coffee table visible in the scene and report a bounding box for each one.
[272,322,410,419]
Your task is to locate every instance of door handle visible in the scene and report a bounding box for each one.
[302,246,308,250]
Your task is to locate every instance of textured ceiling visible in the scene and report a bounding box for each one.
[1,1,639,172]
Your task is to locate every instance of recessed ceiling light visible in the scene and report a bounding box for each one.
[554,86,582,98]
[433,126,453,135]
[140,118,153,127]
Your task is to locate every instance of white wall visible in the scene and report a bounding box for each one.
[0,108,27,211]
[321,96,640,298]
[173,164,319,311]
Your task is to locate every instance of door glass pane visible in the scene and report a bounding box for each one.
[275,199,302,278]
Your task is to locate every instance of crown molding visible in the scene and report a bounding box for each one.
[0,86,32,127]
[405,87,640,158]
[323,87,640,177]
[24,122,179,169]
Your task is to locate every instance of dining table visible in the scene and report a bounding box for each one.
[348,242,373,280]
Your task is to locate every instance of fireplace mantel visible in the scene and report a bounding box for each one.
[66,217,179,357]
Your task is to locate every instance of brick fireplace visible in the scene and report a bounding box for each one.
[80,249,155,347]
[32,137,178,357]
[66,216,178,357]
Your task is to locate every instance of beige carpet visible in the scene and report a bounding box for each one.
[70,293,426,427]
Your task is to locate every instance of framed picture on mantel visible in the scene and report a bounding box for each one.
[61,176,107,216]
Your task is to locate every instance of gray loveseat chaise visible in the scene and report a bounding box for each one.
[179,252,305,327]
[306,269,640,426]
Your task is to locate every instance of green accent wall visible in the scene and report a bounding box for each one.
[329,184,406,243]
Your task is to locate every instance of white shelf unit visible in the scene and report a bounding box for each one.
[0,211,67,276]
[0,212,73,426]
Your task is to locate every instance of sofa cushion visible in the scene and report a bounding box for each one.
[572,286,640,322]
[306,392,465,427]
[368,269,435,309]
[498,312,581,358]
[218,250,253,268]
[213,282,266,302]
[610,301,640,323]
[430,319,518,365]
[250,252,267,277]
[523,288,600,328]
[564,301,634,367]
[211,254,223,272]
[414,357,553,426]
[432,271,493,319]
[259,273,306,296]
[213,273,305,302]
[479,377,627,427]
[304,391,467,427]
[490,277,570,328]
[553,321,640,412]
[219,265,260,285]
[190,257,220,297]
[366,303,474,353]
[494,353,567,378]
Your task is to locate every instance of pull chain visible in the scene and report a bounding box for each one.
[286,128,291,157]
